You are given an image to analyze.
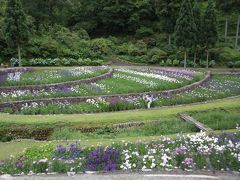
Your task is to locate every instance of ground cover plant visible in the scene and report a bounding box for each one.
[0,67,108,86]
[0,129,239,175]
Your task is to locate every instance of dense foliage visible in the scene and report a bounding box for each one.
[0,0,239,67]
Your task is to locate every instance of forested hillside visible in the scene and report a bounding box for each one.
[0,0,239,67]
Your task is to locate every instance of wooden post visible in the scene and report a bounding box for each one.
[193,52,197,68]
[206,49,209,69]
[184,51,187,68]
[168,34,171,45]
[225,16,228,42]
[17,44,22,67]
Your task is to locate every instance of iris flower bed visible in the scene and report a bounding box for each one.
[0,67,108,86]
[14,98,144,115]
[1,129,239,175]
[0,68,203,102]
[153,75,240,107]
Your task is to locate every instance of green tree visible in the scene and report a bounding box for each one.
[4,0,29,66]
[202,0,218,68]
[192,0,202,67]
[99,0,135,34]
[155,0,181,45]
[21,0,72,29]
[174,0,197,68]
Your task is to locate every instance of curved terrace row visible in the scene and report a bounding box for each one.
[0,67,240,115]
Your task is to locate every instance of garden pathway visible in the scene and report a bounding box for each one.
[1,172,239,180]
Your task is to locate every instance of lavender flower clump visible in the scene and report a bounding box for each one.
[53,144,81,161]
[86,147,121,172]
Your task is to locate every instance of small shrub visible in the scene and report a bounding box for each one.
[0,130,13,142]
[209,60,216,68]
[187,61,195,67]
[200,60,206,67]
[135,40,147,53]
[218,47,240,64]
[10,58,19,67]
[138,55,148,63]
[135,27,154,39]
[90,38,114,56]
[149,55,159,64]
[2,107,14,114]
[228,61,235,68]
[173,59,180,66]
[147,48,167,64]
[75,28,90,40]
[143,37,157,47]
[96,126,115,135]
[235,61,240,68]
[127,44,144,56]
[166,59,172,66]
[159,60,165,66]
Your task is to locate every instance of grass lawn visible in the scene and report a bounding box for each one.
[191,109,240,130]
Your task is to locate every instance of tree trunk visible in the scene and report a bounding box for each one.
[17,44,22,67]
[184,51,187,68]
[193,52,197,68]
[206,49,209,69]
[225,16,228,42]
[235,15,240,48]
[168,34,171,45]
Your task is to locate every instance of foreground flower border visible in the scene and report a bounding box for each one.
[1,128,239,175]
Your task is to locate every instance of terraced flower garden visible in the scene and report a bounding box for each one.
[0,67,240,116]
[0,66,240,175]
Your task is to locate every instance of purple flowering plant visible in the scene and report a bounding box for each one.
[52,143,81,161]
[85,147,121,172]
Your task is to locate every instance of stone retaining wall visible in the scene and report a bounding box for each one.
[0,67,32,74]
[0,67,114,92]
[0,71,211,111]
